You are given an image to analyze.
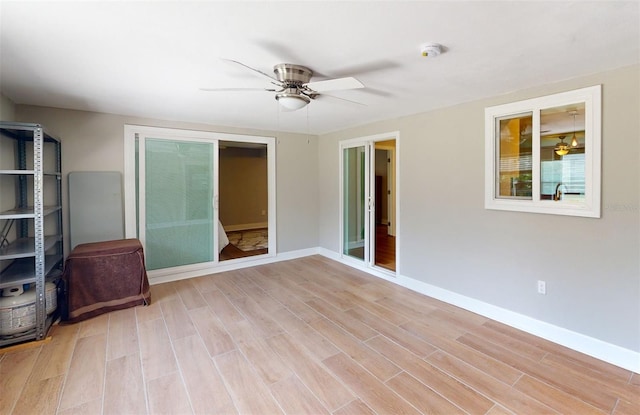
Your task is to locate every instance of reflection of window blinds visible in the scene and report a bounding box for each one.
[541,154,585,195]
[499,154,532,172]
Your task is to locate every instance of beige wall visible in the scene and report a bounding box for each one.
[319,65,640,352]
[13,106,319,256]
[1,93,15,121]
[1,94,17,262]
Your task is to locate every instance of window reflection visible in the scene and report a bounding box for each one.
[496,113,533,199]
[540,103,585,202]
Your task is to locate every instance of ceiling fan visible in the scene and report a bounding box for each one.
[201,59,365,110]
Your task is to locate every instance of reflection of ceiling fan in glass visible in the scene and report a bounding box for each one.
[519,124,532,144]
[554,135,570,156]
[554,111,582,155]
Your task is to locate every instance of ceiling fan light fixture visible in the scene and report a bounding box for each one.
[276,91,310,110]
[554,135,570,156]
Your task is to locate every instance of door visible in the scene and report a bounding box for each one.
[342,144,369,262]
[340,134,397,273]
[140,137,217,270]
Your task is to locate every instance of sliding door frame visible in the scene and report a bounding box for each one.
[124,125,276,280]
[339,131,400,275]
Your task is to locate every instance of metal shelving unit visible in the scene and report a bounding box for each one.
[0,122,63,347]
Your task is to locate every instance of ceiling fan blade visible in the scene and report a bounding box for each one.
[306,77,364,92]
[221,58,280,83]
[327,60,401,78]
[200,87,278,92]
[315,93,367,106]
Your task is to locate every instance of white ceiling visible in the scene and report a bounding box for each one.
[1,1,638,135]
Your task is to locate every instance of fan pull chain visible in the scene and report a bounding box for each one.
[306,105,310,144]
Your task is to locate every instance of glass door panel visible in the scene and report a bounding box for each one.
[343,146,367,261]
[144,138,214,270]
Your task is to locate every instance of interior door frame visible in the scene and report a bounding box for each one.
[339,131,399,275]
[123,124,277,281]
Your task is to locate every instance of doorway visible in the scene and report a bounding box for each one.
[340,133,397,274]
[374,140,396,271]
[218,141,269,261]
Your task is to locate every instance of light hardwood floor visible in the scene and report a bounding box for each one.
[1,255,638,415]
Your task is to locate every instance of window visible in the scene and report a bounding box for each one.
[485,85,601,217]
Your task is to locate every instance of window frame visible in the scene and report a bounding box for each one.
[484,85,601,218]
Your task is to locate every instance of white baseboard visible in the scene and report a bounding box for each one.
[222,222,268,232]
[148,247,320,285]
[318,247,340,261]
[317,247,640,373]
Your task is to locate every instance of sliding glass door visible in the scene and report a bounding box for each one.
[143,138,215,270]
[124,125,276,280]
[340,133,398,274]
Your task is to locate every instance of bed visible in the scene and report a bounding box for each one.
[218,220,229,252]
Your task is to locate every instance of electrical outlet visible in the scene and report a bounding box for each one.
[537,280,547,295]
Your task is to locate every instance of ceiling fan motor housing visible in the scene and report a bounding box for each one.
[273,64,313,85]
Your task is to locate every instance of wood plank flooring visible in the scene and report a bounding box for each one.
[374,224,395,272]
[1,255,637,415]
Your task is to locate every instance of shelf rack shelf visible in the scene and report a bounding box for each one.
[1,206,62,219]
[0,254,63,288]
[0,121,63,345]
[0,236,62,260]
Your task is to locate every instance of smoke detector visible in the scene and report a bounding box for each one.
[421,43,443,58]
